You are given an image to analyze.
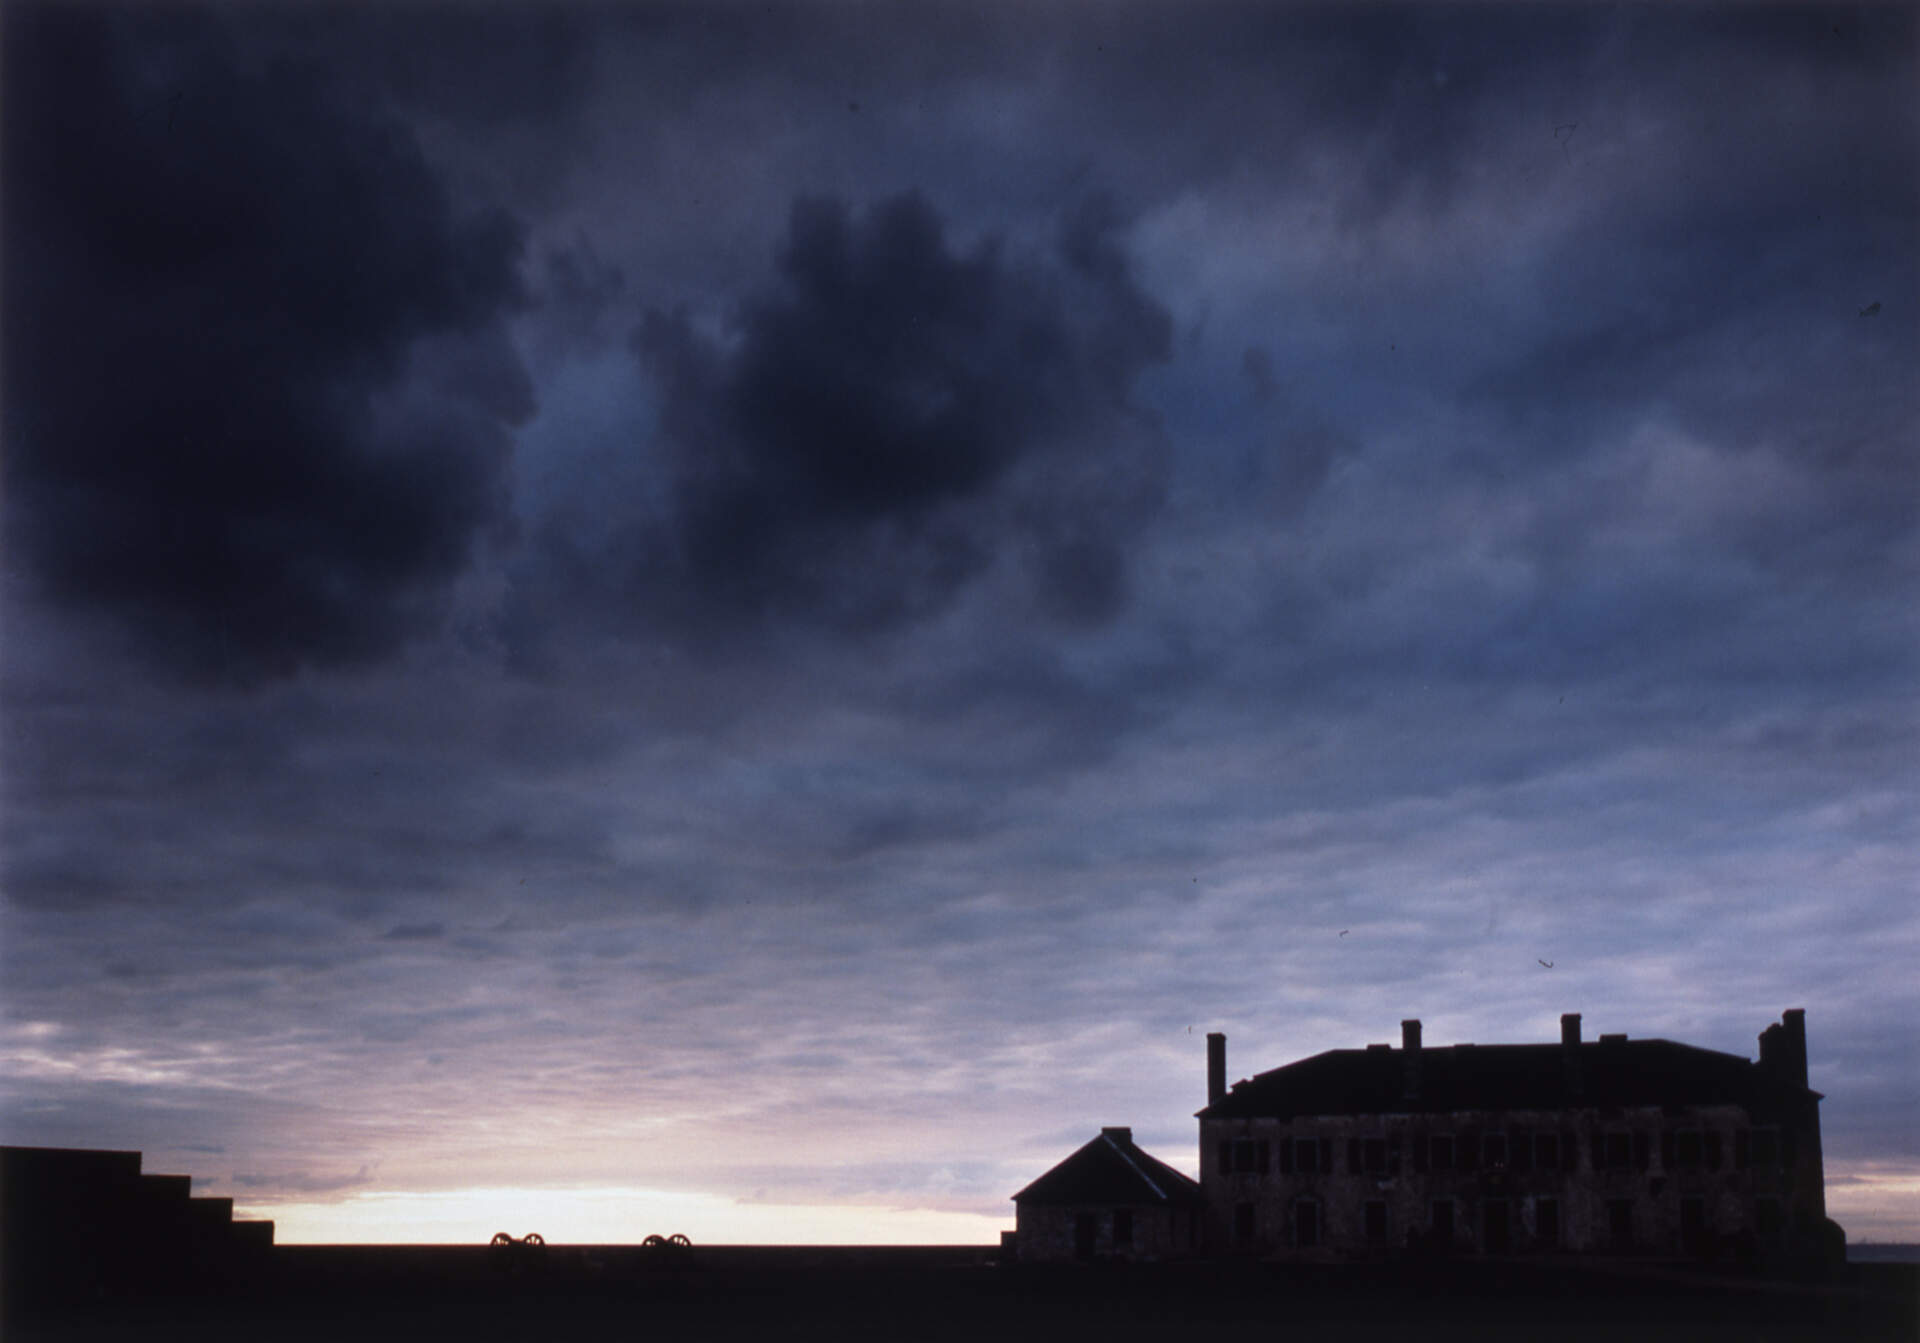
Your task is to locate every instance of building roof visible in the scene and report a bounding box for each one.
[1012,1127,1205,1207]
[1198,1038,1820,1121]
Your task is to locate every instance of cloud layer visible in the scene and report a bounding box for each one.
[2,2,1915,1242]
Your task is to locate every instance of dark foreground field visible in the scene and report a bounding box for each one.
[10,1247,1917,1343]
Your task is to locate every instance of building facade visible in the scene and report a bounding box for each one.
[1011,1126,1205,1263]
[1196,1010,1830,1262]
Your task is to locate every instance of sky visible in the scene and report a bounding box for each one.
[2,1,1915,1245]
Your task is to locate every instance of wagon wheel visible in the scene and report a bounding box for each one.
[522,1232,545,1247]
[642,1234,666,1248]
[491,1232,516,1247]
[668,1233,691,1248]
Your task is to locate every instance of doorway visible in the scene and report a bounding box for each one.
[1484,1199,1510,1253]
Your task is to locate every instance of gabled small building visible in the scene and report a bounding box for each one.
[1011,1126,1205,1262]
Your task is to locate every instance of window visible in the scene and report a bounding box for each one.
[1348,1137,1362,1173]
[1536,1197,1559,1247]
[1112,1209,1133,1249]
[1431,1200,1455,1241]
[1704,1131,1723,1171]
[1603,1132,1632,1170]
[1278,1138,1293,1174]
[1755,1198,1782,1242]
[1365,1200,1388,1243]
[1510,1130,1532,1172]
[1074,1212,1095,1260]
[1228,1139,1267,1175]
[1676,1131,1702,1168]
[1484,1134,1508,1168]
[1632,1131,1651,1170]
[1234,1202,1256,1246]
[1295,1138,1319,1173]
[1364,1137,1388,1174]
[1750,1129,1778,1168]
[1458,1132,1479,1171]
[1429,1135,1454,1170]
[1533,1132,1559,1170]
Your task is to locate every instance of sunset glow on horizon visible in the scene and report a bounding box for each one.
[243,1185,1009,1247]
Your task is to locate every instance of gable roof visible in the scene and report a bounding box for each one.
[1198,1039,1820,1121]
[1012,1128,1205,1207]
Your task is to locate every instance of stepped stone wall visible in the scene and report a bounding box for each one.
[1,1145,274,1309]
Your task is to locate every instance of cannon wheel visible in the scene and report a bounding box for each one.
[522,1232,545,1247]
[668,1233,691,1247]
[642,1234,666,1248]
[490,1232,515,1247]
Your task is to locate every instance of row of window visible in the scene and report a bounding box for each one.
[1233,1197,1549,1250]
[1234,1195,1788,1251]
[1071,1208,1201,1257]
[1217,1127,1794,1178]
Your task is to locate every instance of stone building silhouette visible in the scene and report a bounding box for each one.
[1010,1127,1204,1262]
[1012,1009,1832,1264]
[0,1146,274,1308]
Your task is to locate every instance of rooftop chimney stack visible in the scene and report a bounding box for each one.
[1401,1019,1422,1099]
[1761,1008,1809,1087]
[1206,1032,1226,1107]
[1783,1009,1807,1087]
[1561,1012,1583,1097]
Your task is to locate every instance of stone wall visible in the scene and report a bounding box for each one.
[1199,1100,1824,1260]
[1013,1202,1203,1263]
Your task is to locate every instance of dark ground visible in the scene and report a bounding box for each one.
[9,1247,1917,1342]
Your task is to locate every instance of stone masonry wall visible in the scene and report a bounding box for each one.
[1200,1101,1821,1259]
[1014,1202,1201,1263]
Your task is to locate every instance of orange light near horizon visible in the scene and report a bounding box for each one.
[242,1184,1008,1246]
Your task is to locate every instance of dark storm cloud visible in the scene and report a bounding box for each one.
[1,6,532,684]
[531,190,1170,639]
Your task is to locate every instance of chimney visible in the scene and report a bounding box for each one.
[1206,1033,1227,1107]
[1783,1009,1807,1086]
[1761,1009,1809,1087]
[1101,1126,1132,1145]
[1561,1012,1582,1097]
[1401,1019,1422,1099]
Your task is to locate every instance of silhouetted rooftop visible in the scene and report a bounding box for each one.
[1198,1039,1819,1120]
[1013,1128,1204,1207]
